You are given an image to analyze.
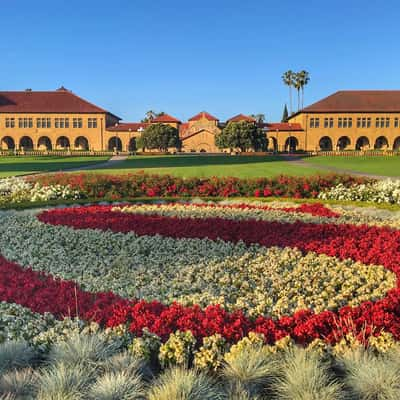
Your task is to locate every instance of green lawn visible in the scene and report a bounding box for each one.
[305,156,400,177]
[0,156,109,177]
[2,154,399,179]
[89,155,322,178]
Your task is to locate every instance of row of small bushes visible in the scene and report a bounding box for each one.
[32,172,370,200]
[1,332,400,400]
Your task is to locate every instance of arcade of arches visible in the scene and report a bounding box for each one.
[0,135,91,151]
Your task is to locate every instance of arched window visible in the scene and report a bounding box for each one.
[393,137,400,151]
[56,136,70,149]
[128,137,136,152]
[374,136,389,149]
[269,137,278,152]
[108,137,122,151]
[38,136,52,150]
[319,136,333,151]
[1,136,15,150]
[74,136,89,150]
[356,136,370,150]
[337,136,351,150]
[19,136,33,149]
[285,137,298,152]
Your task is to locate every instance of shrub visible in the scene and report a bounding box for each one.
[88,369,146,400]
[273,347,344,400]
[341,349,400,400]
[0,341,37,373]
[148,367,225,400]
[36,362,94,400]
[102,351,152,380]
[48,333,118,368]
[222,345,278,397]
[0,368,36,399]
[32,172,369,200]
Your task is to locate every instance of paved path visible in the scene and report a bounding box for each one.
[281,155,399,180]
[63,154,128,172]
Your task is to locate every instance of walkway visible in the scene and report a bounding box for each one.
[64,154,128,172]
[282,155,399,180]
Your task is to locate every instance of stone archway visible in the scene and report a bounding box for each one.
[128,137,137,152]
[319,136,333,151]
[196,143,212,153]
[38,136,52,150]
[108,137,122,151]
[74,136,89,150]
[337,136,351,150]
[56,136,70,149]
[285,137,298,152]
[393,137,400,151]
[1,136,15,150]
[19,136,33,150]
[356,136,370,150]
[374,136,389,150]
[269,137,278,151]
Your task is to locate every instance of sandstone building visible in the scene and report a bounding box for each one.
[282,90,400,152]
[1,88,400,152]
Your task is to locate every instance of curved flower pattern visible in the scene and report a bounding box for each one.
[2,200,400,347]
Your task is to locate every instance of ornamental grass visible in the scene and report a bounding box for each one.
[147,367,225,400]
[0,341,37,373]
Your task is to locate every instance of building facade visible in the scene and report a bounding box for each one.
[285,91,400,152]
[2,88,400,152]
[0,88,120,151]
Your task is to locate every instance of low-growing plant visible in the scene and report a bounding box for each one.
[147,367,225,400]
[47,333,118,368]
[222,345,278,397]
[273,347,344,400]
[36,362,94,400]
[0,341,37,373]
[102,351,152,380]
[341,349,400,400]
[0,368,36,399]
[88,369,146,400]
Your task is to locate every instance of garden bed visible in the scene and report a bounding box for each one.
[2,174,400,398]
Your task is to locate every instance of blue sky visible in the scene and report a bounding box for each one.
[1,0,399,122]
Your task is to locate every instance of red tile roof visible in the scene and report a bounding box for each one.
[299,90,400,113]
[0,89,118,116]
[151,113,181,123]
[107,122,149,132]
[179,122,190,137]
[227,114,256,122]
[188,111,219,121]
[265,122,303,131]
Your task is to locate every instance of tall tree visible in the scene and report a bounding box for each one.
[293,72,302,112]
[250,114,266,123]
[141,110,167,123]
[282,70,295,115]
[298,70,310,109]
[215,121,267,152]
[139,123,180,151]
[281,104,289,122]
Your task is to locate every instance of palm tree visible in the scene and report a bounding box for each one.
[250,114,266,123]
[293,73,302,112]
[298,70,310,110]
[145,110,157,121]
[282,71,295,115]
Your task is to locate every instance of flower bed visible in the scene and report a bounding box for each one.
[0,176,83,204]
[319,179,400,204]
[1,200,400,350]
[32,172,369,199]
